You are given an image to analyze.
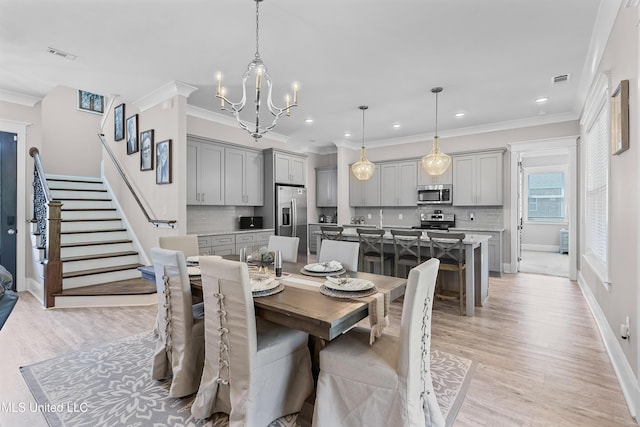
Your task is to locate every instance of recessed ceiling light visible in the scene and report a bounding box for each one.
[392,123,401,129]
[47,47,77,60]
[304,118,314,124]
[455,112,465,118]
[344,132,351,137]
[535,97,548,104]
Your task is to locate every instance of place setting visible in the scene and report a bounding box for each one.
[319,275,377,298]
[186,255,201,276]
[300,260,346,277]
[250,272,285,298]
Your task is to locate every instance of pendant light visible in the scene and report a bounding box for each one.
[351,105,375,180]
[421,87,451,176]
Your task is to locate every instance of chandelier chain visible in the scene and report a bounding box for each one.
[255,0,260,59]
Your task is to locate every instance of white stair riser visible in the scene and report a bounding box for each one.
[47,180,104,191]
[61,220,122,232]
[63,255,140,273]
[61,242,135,258]
[63,269,141,289]
[51,189,109,199]
[61,230,129,244]
[61,210,118,220]
[57,200,114,209]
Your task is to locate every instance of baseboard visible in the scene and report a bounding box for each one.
[577,271,639,422]
[24,278,44,305]
[521,244,559,252]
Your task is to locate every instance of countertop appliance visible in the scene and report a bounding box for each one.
[417,184,452,205]
[239,216,263,229]
[412,212,455,230]
[276,185,307,260]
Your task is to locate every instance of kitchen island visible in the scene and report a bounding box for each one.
[315,227,490,316]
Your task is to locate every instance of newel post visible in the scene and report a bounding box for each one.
[44,201,63,308]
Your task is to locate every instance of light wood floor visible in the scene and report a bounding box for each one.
[0,273,635,426]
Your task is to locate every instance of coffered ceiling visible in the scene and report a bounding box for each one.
[0,0,603,152]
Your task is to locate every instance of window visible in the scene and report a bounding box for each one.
[527,172,564,222]
[77,90,104,114]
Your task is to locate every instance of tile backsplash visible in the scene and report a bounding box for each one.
[187,205,256,234]
[353,206,503,229]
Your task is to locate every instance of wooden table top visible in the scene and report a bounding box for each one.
[192,259,407,341]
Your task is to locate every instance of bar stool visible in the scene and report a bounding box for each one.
[357,228,392,276]
[427,232,466,315]
[320,225,343,241]
[391,229,423,278]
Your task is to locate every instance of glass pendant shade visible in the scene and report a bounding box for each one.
[421,136,451,175]
[352,147,376,180]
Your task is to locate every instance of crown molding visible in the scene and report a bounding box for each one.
[0,89,41,107]
[134,81,198,112]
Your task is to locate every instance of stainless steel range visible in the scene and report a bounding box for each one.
[413,212,455,230]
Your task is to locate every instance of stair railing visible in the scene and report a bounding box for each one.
[97,133,176,228]
[29,147,62,308]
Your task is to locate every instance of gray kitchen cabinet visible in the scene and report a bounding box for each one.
[417,160,452,186]
[453,150,503,206]
[187,140,225,205]
[235,232,257,254]
[275,152,306,185]
[452,228,503,275]
[316,167,337,207]
[225,147,264,206]
[349,166,381,206]
[308,224,321,254]
[198,234,235,255]
[380,161,417,206]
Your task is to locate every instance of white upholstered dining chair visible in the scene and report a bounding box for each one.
[150,247,205,398]
[318,240,360,272]
[312,258,444,427]
[191,256,314,424]
[159,235,200,258]
[267,235,300,263]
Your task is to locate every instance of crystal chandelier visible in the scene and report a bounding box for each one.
[216,0,298,141]
[421,87,451,175]
[351,105,375,181]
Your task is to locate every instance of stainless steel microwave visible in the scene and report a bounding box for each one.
[417,184,452,205]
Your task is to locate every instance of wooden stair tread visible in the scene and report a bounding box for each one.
[61,218,120,222]
[52,197,112,201]
[61,239,133,248]
[62,251,139,262]
[54,278,156,296]
[50,188,107,192]
[61,228,126,235]
[63,263,143,278]
[62,208,116,211]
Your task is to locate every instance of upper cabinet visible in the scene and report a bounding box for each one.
[417,160,452,186]
[274,152,306,185]
[187,140,224,205]
[452,150,504,206]
[316,167,337,207]
[187,137,264,206]
[380,161,417,206]
[225,147,264,206]
[349,166,381,207]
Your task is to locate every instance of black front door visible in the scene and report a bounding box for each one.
[0,131,17,290]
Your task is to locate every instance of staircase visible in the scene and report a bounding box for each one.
[32,175,156,308]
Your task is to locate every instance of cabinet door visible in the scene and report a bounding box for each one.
[452,155,475,206]
[417,160,452,186]
[380,163,398,206]
[363,167,381,206]
[349,171,364,206]
[225,147,245,205]
[290,156,306,185]
[274,153,291,184]
[316,168,337,207]
[397,161,417,206]
[245,151,264,206]
[476,152,503,206]
[200,143,225,205]
[186,142,200,205]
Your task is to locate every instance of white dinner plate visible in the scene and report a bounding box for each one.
[304,261,343,273]
[186,256,199,264]
[323,277,375,292]
[187,266,201,276]
[251,277,280,292]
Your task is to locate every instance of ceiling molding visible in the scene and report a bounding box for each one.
[134,81,198,112]
[185,104,289,144]
[0,89,41,107]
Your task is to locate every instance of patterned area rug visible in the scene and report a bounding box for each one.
[21,332,475,427]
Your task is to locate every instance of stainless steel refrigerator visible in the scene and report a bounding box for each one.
[275,185,307,260]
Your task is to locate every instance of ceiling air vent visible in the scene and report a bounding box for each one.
[46,47,77,61]
[552,73,570,84]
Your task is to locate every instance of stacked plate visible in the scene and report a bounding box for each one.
[320,276,377,298]
[251,276,284,297]
[300,261,345,277]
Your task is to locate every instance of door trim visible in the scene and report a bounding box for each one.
[0,119,29,292]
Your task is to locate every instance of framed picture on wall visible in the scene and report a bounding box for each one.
[126,114,138,154]
[156,139,172,184]
[140,129,154,171]
[611,79,629,156]
[114,103,125,141]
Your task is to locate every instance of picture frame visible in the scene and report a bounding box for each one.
[140,129,154,171]
[114,103,125,141]
[611,79,629,156]
[77,90,104,114]
[126,114,139,154]
[156,139,172,184]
